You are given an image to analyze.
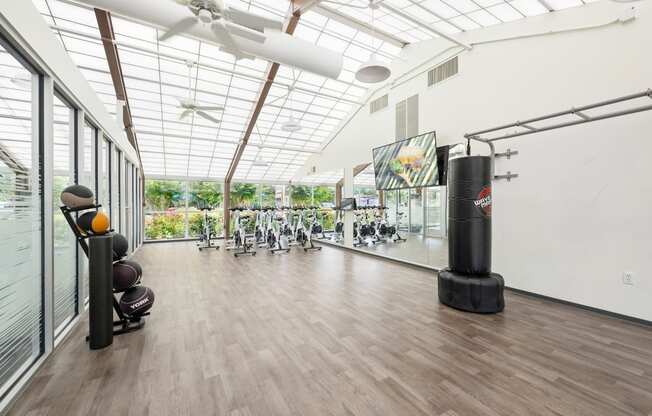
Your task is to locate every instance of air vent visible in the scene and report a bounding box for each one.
[428,56,458,87]
[370,94,389,114]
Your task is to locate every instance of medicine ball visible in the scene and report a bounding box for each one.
[60,184,94,208]
[119,286,155,316]
[77,211,110,235]
[113,261,141,292]
[112,233,129,260]
[120,259,142,278]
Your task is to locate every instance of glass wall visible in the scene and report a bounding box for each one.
[0,32,144,412]
[52,93,77,336]
[289,184,311,206]
[0,42,43,401]
[144,179,185,240]
[188,181,223,238]
[144,180,337,240]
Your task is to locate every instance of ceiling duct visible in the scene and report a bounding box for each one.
[73,0,343,79]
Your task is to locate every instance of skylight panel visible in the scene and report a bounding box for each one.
[466,9,502,26]
[545,0,584,10]
[414,0,459,20]
[510,0,549,15]
[450,14,482,30]
[486,3,524,21]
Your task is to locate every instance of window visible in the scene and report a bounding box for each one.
[288,185,311,207]
[99,137,110,219]
[80,121,96,304]
[52,92,77,337]
[0,40,43,400]
[111,147,120,233]
[143,179,185,240]
[188,181,223,239]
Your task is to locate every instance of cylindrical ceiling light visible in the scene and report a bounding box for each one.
[355,0,391,84]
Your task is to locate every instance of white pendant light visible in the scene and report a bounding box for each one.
[355,1,391,84]
[281,115,302,132]
[281,83,302,132]
[356,54,391,83]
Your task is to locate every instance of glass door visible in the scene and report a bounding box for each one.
[425,187,446,238]
[409,188,423,234]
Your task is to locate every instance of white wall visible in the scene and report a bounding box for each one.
[0,1,139,164]
[301,1,652,321]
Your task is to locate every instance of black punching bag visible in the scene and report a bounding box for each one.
[438,155,504,314]
[448,156,492,275]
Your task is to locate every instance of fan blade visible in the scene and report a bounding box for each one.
[224,21,266,43]
[194,105,224,111]
[224,7,283,33]
[196,110,221,124]
[211,21,238,51]
[159,16,198,41]
[179,109,193,120]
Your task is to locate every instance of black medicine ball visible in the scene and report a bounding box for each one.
[113,261,142,292]
[119,286,155,316]
[120,259,142,278]
[112,233,129,260]
[61,184,94,208]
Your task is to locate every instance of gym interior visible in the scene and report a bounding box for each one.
[1,0,651,415]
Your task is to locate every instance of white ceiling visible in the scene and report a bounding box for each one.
[32,0,594,184]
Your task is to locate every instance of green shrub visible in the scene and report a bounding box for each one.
[145,211,185,240]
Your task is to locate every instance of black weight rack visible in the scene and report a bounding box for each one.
[60,204,147,336]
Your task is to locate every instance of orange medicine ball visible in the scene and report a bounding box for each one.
[77,211,110,235]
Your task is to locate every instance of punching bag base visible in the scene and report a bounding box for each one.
[437,268,505,314]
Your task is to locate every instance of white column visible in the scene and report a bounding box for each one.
[343,166,354,248]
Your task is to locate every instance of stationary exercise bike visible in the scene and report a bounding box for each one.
[302,208,322,252]
[230,208,255,257]
[197,205,219,251]
[269,212,291,254]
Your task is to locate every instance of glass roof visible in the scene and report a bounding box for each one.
[296,169,345,185]
[33,0,593,183]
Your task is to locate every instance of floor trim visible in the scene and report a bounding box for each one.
[317,238,652,328]
[507,287,652,327]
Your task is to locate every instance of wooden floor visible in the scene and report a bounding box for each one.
[9,242,652,416]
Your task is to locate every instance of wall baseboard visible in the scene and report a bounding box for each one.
[317,239,652,328]
[506,287,652,328]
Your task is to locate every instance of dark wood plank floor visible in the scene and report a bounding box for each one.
[9,242,652,416]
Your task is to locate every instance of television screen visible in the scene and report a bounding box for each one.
[372,131,438,190]
[340,197,357,211]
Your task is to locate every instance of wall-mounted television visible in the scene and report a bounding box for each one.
[372,131,438,191]
[340,197,357,211]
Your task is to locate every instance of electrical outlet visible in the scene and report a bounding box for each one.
[622,272,634,286]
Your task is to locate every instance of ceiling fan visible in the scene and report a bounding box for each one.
[161,0,283,60]
[177,61,223,124]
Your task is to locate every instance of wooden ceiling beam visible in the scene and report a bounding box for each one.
[94,8,143,175]
[224,8,302,184]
